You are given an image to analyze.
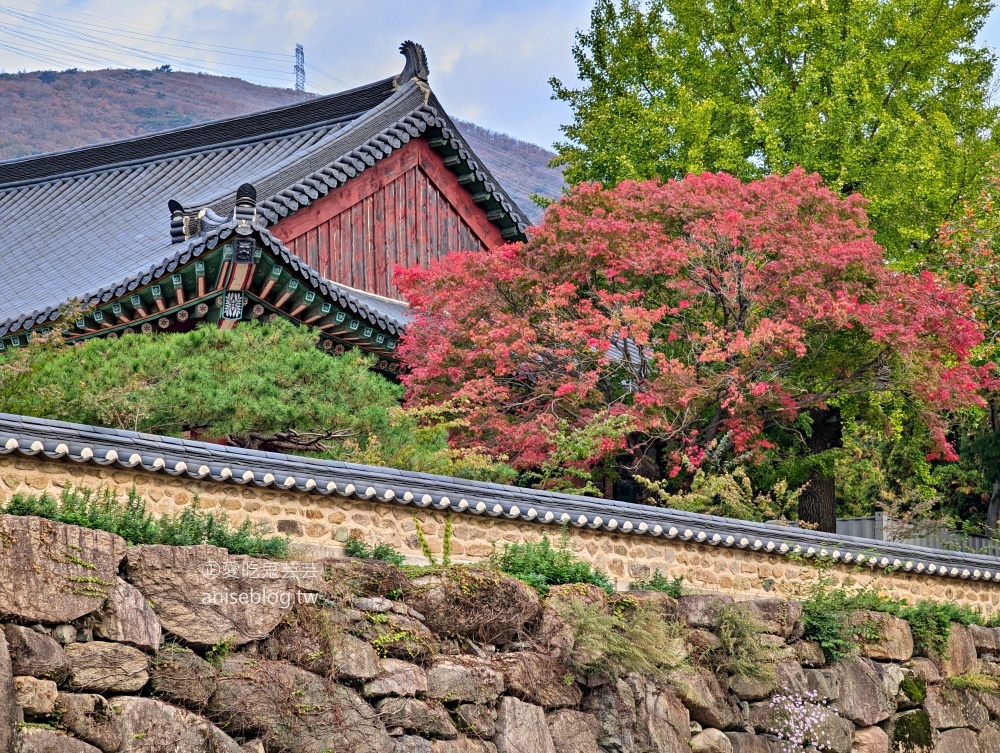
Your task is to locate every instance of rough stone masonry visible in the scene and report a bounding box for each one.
[2,512,999,752]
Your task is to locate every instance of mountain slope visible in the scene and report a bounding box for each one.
[0,68,562,222]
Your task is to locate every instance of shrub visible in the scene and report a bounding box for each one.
[799,577,985,662]
[705,603,779,684]
[898,600,981,657]
[344,535,405,566]
[630,571,683,597]
[799,579,900,661]
[491,529,614,596]
[2,485,287,558]
[551,596,686,679]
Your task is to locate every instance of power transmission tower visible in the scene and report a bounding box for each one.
[294,44,305,92]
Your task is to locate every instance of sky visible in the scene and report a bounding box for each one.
[0,0,594,149]
[3,1,1000,151]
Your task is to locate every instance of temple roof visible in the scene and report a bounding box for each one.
[0,42,528,335]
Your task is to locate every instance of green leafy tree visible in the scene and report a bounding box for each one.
[552,0,999,260]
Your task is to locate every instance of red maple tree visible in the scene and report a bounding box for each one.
[397,169,986,516]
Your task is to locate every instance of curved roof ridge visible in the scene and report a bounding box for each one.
[0,77,396,190]
[0,214,410,336]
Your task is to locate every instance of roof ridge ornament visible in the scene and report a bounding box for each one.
[395,41,429,89]
[233,183,258,227]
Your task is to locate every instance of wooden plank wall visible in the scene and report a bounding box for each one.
[271,139,499,300]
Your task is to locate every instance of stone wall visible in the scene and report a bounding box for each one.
[3,453,1000,613]
[4,511,1000,753]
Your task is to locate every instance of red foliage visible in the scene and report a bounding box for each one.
[397,169,986,474]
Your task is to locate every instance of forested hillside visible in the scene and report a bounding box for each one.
[0,67,562,222]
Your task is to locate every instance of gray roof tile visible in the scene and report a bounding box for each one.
[0,411,998,582]
[0,46,528,332]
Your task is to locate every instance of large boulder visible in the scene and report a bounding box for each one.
[803,668,840,702]
[93,577,161,652]
[495,697,556,753]
[888,710,934,753]
[742,599,802,638]
[833,656,895,726]
[852,725,890,753]
[934,623,977,677]
[266,603,381,679]
[980,723,1000,753]
[351,611,439,661]
[935,728,980,753]
[791,640,826,667]
[378,697,458,739]
[149,646,218,708]
[110,696,243,753]
[723,732,779,752]
[321,558,409,598]
[426,656,505,705]
[207,656,392,753]
[498,652,581,708]
[729,660,807,703]
[847,611,914,661]
[924,685,988,730]
[405,568,541,644]
[455,704,498,739]
[64,641,149,693]
[970,625,1000,656]
[536,585,606,662]
[14,676,58,716]
[332,632,383,679]
[123,545,314,648]
[581,679,638,752]
[2,625,69,681]
[546,709,598,753]
[582,673,689,752]
[625,674,690,753]
[0,516,126,622]
[364,659,428,698]
[676,595,734,629]
[669,666,741,729]
[16,728,103,753]
[691,728,734,753]
[748,699,854,753]
[0,630,18,753]
[56,693,122,753]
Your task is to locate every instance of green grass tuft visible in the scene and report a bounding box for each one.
[490,528,614,596]
[2,485,287,558]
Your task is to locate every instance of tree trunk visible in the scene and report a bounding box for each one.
[797,408,842,534]
[986,477,1000,535]
[798,471,838,533]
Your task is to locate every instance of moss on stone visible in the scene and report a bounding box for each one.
[900,675,926,703]
[892,710,933,752]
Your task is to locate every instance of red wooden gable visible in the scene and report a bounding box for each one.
[269,138,506,299]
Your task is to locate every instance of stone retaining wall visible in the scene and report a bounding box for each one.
[3,454,1000,613]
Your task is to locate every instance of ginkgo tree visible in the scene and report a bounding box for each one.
[398,169,988,530]
[552,0,1000,263]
